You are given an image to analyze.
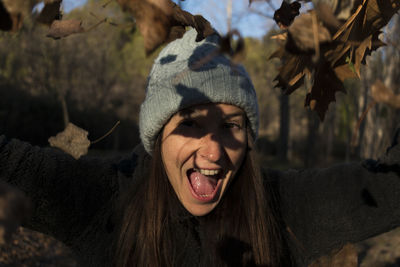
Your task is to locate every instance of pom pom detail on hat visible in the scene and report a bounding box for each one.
[139,28,259,154]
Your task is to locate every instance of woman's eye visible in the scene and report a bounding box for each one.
[180,120,196,128]
[223,122,241,130]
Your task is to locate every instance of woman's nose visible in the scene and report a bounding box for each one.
[198,133,223,163]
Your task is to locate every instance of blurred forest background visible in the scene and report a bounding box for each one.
[0,0,399,168]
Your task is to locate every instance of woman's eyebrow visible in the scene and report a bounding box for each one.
[178,108,196,117]
[223,112,245,120]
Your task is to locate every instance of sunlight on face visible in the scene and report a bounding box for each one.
[161,103,248,216]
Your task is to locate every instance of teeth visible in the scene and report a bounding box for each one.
[197,169,220,176]
[200,194,210,197]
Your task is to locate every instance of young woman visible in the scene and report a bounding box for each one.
[0,28,399,267]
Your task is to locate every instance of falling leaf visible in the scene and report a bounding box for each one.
[116,0,215,55]
[287,12,332,53]
[275,52,313,94]
[333,63,357,82]
[0,0,63,31]
[270,0,399,120]
[36,0,62,26]
[314,2,342,32]
[0,0,39,31]
[48,123,91,159]
[353,35,372,77]
[0,2,12,31]
[171,4,215,42]
[305,59,346,120]
[273,1,301,28]
[0,182,31,245]
[117,0,173,55]
[46,19,84,39]
[371,80,400,109]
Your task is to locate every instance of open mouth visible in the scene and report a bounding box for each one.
[186,168,223,202]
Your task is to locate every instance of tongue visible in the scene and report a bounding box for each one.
[189,171,217,196]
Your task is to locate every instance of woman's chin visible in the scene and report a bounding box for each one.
[182,200,219,217]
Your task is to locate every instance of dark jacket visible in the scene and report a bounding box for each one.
[0,131,399,266]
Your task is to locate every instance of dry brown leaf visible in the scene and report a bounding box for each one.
[1,0,38,18]
[325,43,352,66]
[271,0,399,120]
[275,53,313,95]
[117,0,173,55]
[170,4,215,42]
[353,35,372,77]
[331,0,398,82]
[333,63,357,82]
[0,182,31,245]
[0,0,45,31]
[334,0,399,51]
[48,123,91,159]
[333,0,366,40]
[46,19,84,39]
[314,2,342,32]
[287,12,332,53]
[273,1,301,28]
[371,80,400,109]
[0,2,12,31]
[0,0,63,31]
[116,0,215,55]
[305,59,346,120]
[36,0,62,26]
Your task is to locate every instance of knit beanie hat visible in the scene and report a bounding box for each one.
[139,28,259,154]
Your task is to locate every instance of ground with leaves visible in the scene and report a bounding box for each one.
[1,220,399,266]
[0,227,76,267]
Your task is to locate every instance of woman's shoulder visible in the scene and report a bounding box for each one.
[115,143,151,193]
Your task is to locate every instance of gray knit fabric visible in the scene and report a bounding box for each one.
[139,28,259,154]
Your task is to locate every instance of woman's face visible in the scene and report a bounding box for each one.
[161,103,248,216]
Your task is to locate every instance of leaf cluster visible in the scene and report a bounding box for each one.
[269,0,400,120]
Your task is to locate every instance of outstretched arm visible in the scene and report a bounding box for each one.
[0,135,122,246]
[265,127,400,265]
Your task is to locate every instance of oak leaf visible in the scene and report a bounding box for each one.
[270,0,399,120]
[0,2,12,31]
[116,0,215,55]
[0,0,38,31]
[333,0,399,76]
[48,123,91,159]
[274,52,313,95]
[36,0,62,26]
[273,1,301,28]
[287,12,332,53]
[305,59,346,120]
[0,0,63,31]
[46,19,84,39]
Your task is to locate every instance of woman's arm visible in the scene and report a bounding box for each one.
[265,127,400,264]
[0,135,122,246]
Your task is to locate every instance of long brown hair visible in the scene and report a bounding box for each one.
[114,131,287,266]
